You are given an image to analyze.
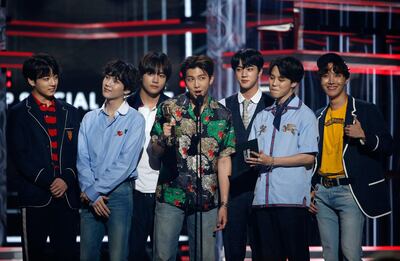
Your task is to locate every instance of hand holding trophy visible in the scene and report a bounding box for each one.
[162,106,176,146]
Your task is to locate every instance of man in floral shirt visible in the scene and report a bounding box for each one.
[150,55,235,261]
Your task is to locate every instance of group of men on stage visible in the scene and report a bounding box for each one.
[7,49,393,261]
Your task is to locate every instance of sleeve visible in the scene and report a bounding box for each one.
[76,113,96,192]
[85,114,146,202]
[150,103,165,143]
[297,112,319,155]
[7,109,54,189]
[219,112,236,158]
[361,104,394,155]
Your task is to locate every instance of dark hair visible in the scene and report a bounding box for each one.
[22,53,60,81]
[139,51,172,80]
[180,55,214,79]
[268,56,304,83]
[103,60,139,92]
[317,52,350,79]
[231,48,264,71]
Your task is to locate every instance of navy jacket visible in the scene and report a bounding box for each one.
[313,96,394,218]
[7,95,80,209]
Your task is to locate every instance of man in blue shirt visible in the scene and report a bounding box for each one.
[77,60,145,261]
[246,57,318,261]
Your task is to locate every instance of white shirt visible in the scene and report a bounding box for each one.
[219,88,263,121]
[135,105,159,193]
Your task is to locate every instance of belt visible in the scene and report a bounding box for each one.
[320,176,352,188]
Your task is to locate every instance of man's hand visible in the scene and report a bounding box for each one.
[344,118,366,140]
[50,178,68,198]
[92,196,111,218]
[215,206,228,232]
[309,190,318,214]
[163,119,176,137]
[80,192,90,205]
[245,150,273,167]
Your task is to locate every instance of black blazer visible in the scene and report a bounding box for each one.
[7,95,80,209]
[313,96,394,218]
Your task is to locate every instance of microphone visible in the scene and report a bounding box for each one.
[194,95,204,118]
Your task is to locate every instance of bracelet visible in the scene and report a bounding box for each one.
[220,201,228,208]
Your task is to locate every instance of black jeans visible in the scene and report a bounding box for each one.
[129,190,156,261]
[21,198,79,261]
[223,191,256,261]
[252,207,310,261]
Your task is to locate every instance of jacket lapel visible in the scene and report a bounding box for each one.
[316,106,328,165]
[26,95,49,138]
[55,100,68,151]
[343,96,357,149]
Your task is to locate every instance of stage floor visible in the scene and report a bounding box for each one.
[1,245,400,260]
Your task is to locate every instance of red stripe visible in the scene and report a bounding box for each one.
[0,51,34,57]
[290,0,400,8]
[45,116,57,124]
[6,28,207,39]
[0,64,23,69]
[48,129,57,137]
[8,19,181,29]
[51,141,58,149]
[51,153,58,161]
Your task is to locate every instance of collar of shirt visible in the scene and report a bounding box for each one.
[128,89,170,110]
[99,100,130,116]
[237,88,262,104]
[187,95,213,120]
[32,93,55,110]
[269,95,302,111]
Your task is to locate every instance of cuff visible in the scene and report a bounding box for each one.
[85,185,101,203]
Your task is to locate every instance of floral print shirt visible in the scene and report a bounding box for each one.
[151,93,236,211]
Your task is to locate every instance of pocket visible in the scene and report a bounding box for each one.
[65,128,74,142]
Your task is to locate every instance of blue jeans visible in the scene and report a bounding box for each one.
[153,201,217,261]
[315,184,365,261]
[80,181,133,261]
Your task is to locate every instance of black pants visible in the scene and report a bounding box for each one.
[21,198,79,261]
[223,191,256,261]
[129,190,156,261]
[252,207,310,261]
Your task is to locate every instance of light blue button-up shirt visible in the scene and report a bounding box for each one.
[77,101,145,202]
[249,96,318,207]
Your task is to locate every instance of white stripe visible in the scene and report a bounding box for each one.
[22,208,28,261]
[372,135,379,151]
[34,168,45,183]
[368,179,385,186]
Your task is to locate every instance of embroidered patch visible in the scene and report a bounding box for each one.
[282,124,297,135]
[257,124,267,136]
[117,130,123,136]
[67,130,73,141]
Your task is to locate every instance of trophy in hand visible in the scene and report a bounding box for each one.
[162,105,175,146]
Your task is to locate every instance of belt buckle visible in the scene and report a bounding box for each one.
[322,177,335,188]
